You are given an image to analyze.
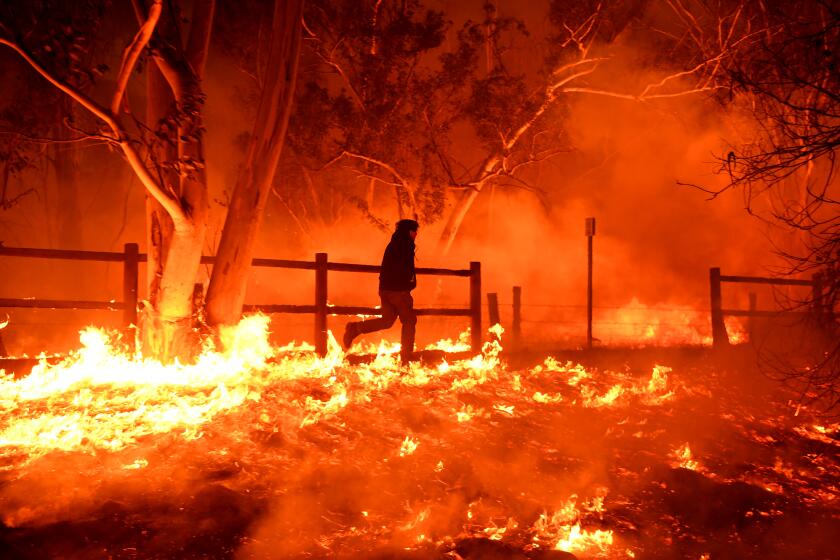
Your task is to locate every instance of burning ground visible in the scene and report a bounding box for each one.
[0,316,837,559]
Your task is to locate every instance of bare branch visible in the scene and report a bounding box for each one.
[111,0,162,115]
[0,37,189,229]
[185,0,215,78]
[324,150,409,187]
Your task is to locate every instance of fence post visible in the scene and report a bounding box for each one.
[123,242,139,330]
[487,292,500,342]
[470,262,481,353]
[585,217,596,349]
[748,291,757,343]
[812,273,824,323]
[512,286,521,349]
[192,283,204,324]
[315,253,328,356]
[487,293,500,326]
[710,267,729,348]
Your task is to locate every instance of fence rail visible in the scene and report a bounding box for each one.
[0,244,482,355]
[709,267,824,348]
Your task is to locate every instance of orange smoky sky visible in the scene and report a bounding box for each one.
[0,0,785,353]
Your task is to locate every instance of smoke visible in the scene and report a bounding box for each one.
[0,0,788,356]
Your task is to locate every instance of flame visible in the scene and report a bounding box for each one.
[399,436,419,457]
[2,311,825,557]
[670,442,701,471]
[533,391,563,403]
[560,298,749,346]
[0,316,283,467]
[526,360,675,410]
[455,404,487,422]
[532,493,614,555]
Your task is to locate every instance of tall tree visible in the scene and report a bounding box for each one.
[1,0,204,359]
[129,0,213,359]
[1,0,304,359]
[433,0,734,253]
[287,1,737,254]
[293,0,450,228]
[205,0,304,327]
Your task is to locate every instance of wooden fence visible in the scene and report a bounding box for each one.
[0,244,483,355]
[709,267,825,348]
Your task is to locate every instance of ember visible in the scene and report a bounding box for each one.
[0,317,837,558]
[0,0,837,558]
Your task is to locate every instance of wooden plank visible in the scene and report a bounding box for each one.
[722,308,812,318]
[0,246,469,276]
[416,266,471,277]
[251,258,316,269]
[419,308,472,317]
[326,306,471,317]
[325,261,471,276]
[0,246,142,262]
[325,262,380,273]
[199,255,316,269]
[243,304,317,313]
[0,298,123,310]
[720,275,813,287]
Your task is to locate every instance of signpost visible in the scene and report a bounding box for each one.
[585,217,596,349]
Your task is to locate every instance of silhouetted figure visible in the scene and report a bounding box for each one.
[343,219,419,363]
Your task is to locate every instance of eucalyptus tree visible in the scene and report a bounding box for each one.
[0,0,304,358]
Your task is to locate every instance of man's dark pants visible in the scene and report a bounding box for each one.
[352,290,416,362]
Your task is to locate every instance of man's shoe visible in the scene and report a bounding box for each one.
[342,323,357,351]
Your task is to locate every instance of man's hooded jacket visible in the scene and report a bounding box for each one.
[379,221,417,291]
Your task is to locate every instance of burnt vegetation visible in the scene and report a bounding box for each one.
[0,1,838,558]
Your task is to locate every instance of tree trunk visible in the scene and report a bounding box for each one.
[0,1,210,361]
[205,0,304,327]
[137,0,212,361]
[437,154,501,254]
[438,188,480,254]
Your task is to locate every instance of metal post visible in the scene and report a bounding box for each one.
[748,292,757,343]
[710,267,729,348]
[470,261,482,353]
[315,253,328,356]
[512,286,521,349]
[585,218,595,349]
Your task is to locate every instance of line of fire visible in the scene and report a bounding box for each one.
[0,1,837,559]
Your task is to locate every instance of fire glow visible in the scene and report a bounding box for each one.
[0,316,837,558]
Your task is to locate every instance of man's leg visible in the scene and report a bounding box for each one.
[343,293,398,349]
[384,291,416,363]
